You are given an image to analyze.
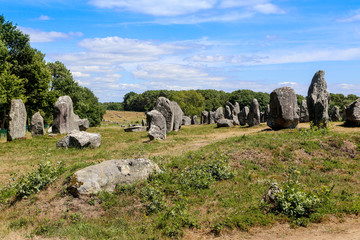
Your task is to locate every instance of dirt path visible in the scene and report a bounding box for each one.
[185,216,360,240]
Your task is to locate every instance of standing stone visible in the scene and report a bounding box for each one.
[182,116,191,125]
[201,111,209,124]
[209,111,216,124]
[247,99,261,127]
[260,112,265,123]
[299,100,309,122]
[345,99,360,126]
[217,119,234,128]
[52,96,79,134]
[264,104,270,123]
[171,101,183,131]
[7,99,27,141]
[267,87,299,130]
[307,70,330,128]
[225,105,232,119]
[146,110,166,140]
[30,112,44,137]
[214,107,224,122]
[192,115,200,125]
[154,97,174,133]
[330,106,341,122]
[142,119,146,126]
[239,106,249,126]
[74,115,89,131]
[232,102,240,125]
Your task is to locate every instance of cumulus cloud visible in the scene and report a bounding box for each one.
[88,0,216,16]
[89,0,284,18]
[133,63,225,82]
[19,27,82,43]
[37,15,52,20]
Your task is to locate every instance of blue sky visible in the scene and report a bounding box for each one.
[1,0,360,102]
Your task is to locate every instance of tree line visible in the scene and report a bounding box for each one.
[0,16,105,128]
[104,90,358,118]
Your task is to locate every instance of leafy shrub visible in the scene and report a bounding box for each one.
[0,161,65,202]
[140,186,167,214]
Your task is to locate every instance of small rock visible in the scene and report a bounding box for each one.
[216,119,234,127]
[56,131,101,148]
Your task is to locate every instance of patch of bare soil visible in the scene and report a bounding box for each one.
[184,216,360,240]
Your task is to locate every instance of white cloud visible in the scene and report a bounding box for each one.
[72,71,91,77]
[79,37,188,55]
[37,15,52,20]
[279,82,296,86]
[253,3,285,14]
[133,63,225,82]
[19,27,82,43]
[88,0,216,16]
[338,9,360,23]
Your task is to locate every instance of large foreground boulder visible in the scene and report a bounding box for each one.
[247,99,261,127]
[56,131,101,148]
[52,96,79,134]
[154,97,174,133]
[31,112,45,137]
[7,99,27,141]
[68,158,161,196]
[345,99,360,125]
[146,110,166,140]
[307,70,330,127]
[267,87,299,130]
[217,119,234,128]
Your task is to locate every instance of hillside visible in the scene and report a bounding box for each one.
[0,114,359,239]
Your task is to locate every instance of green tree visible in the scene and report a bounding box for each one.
[0,15,54,123]
[296,94,305,107]
[48,61,105,127]
[228,89,270,111]
[169,90,205,116]
[195,89,229,111]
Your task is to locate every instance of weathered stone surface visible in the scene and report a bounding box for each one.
[307,70,330,128]
[239,106,249,126]
[216,119,234,128]
[209,111,216,124]
[74,115,89,131]
[201,111,209,124]
[142,119,146,126]
[260,112,265,123]
[214,107,224,122]
[345,99,360,125]
[124,126,147,132]
[68,158,161,195]
[154,97,174,133]
[31,112,44,137]
[182,116,191,125]
[146,110,166,140]
[56,131,101,148]
[267,87,299,130]
[299,100,309,122]
[7,99,27,141]
[192,115,200,125]
[247,99,261,127]
[52,96,79,134]
[262,183,282,208]
[330,106,341,122]
[171,101,183,131]
[264,104,270,123]
[225,105,231,120]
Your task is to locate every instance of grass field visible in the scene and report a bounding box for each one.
[0,112,359,239]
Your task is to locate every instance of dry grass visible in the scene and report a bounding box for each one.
[102,110,145,125]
